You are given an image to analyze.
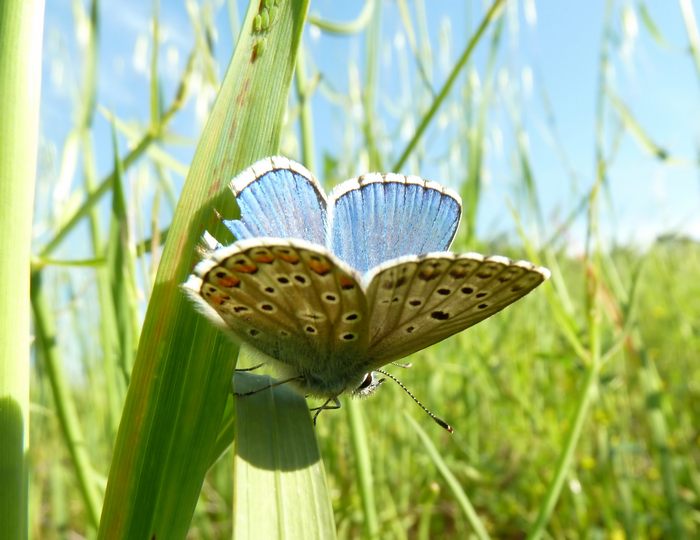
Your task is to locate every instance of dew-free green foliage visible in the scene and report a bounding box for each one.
[26,1,700,539]
[0,2,44,538]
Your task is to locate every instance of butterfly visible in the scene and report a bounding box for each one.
[183,156,550,427]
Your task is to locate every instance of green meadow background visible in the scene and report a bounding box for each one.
[7,0,699,538]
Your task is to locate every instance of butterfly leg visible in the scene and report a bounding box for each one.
[235,363,265,372]
[310,397,341,425]
[234,375,303,397]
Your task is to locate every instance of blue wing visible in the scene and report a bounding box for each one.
[223,156,328,244]
[327,174,462,273]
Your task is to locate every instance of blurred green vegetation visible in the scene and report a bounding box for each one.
[29,0,699,538]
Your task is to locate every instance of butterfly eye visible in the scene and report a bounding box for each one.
[353,373,385,397]
[358,373,374,390]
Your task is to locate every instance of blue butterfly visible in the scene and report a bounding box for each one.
[184,156,549,427]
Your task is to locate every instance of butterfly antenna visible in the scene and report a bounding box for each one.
[375,369,453,433]
[391,361,413,369]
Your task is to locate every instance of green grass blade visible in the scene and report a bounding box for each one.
[461,15,504,244]
[392,0,505,171]
[679,0,700,83]
[0,1,44,537]
[638,347,686,538]
[106,123,140,375]
[295,47,316,171]
[607,89,670,160]
[149,0,160,127]
[38,40,197,259]
[528,4,612,536]
[76,0,126,434]
[637,2,671,48]
[362,0,382,171]
[233,371,336,539]
[346,398,380,539]
[405,414,490,540]
[98,0,311,537]
[82,132,126,433]
[38,132,156,258]
[30,273,103,529]
[396,0,435,97]
[308,0,374,35]
[526,362,600,540]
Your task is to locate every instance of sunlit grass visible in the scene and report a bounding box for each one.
[25,1,700,538]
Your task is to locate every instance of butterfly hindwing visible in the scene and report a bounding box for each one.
[328,175,462,272]
[223,156,328,244]
[364,253,550,365]
[183,238,369,379]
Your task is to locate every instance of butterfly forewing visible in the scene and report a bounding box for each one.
[365,253,549,365]
[185,238,369,376]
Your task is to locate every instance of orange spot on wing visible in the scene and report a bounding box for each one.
[217,275,241,288]
[339,276,356,290]
[209,293,226,306]
[278,252,300,264]
[308,259,331,276]
[233,263,258,274]
[252,253,275,264]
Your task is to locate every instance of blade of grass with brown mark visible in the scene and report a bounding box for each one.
[98,1,311,537]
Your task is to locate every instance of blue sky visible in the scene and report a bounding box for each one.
[39,1,700,254]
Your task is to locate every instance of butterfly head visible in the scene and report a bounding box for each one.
[293,370,384,399]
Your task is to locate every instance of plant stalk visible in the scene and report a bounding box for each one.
[0,1,45,538]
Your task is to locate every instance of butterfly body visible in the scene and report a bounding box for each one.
[183,157,550,402]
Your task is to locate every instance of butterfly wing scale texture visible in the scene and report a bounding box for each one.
[328,175,462,272]
[363,253,550,367]
[183,238,370,395]
[223,156,328,244]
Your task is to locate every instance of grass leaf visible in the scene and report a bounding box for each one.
[0,1,45,536]
[232,369,336,539]
[405,414,490,540]
[98,0,311,537]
